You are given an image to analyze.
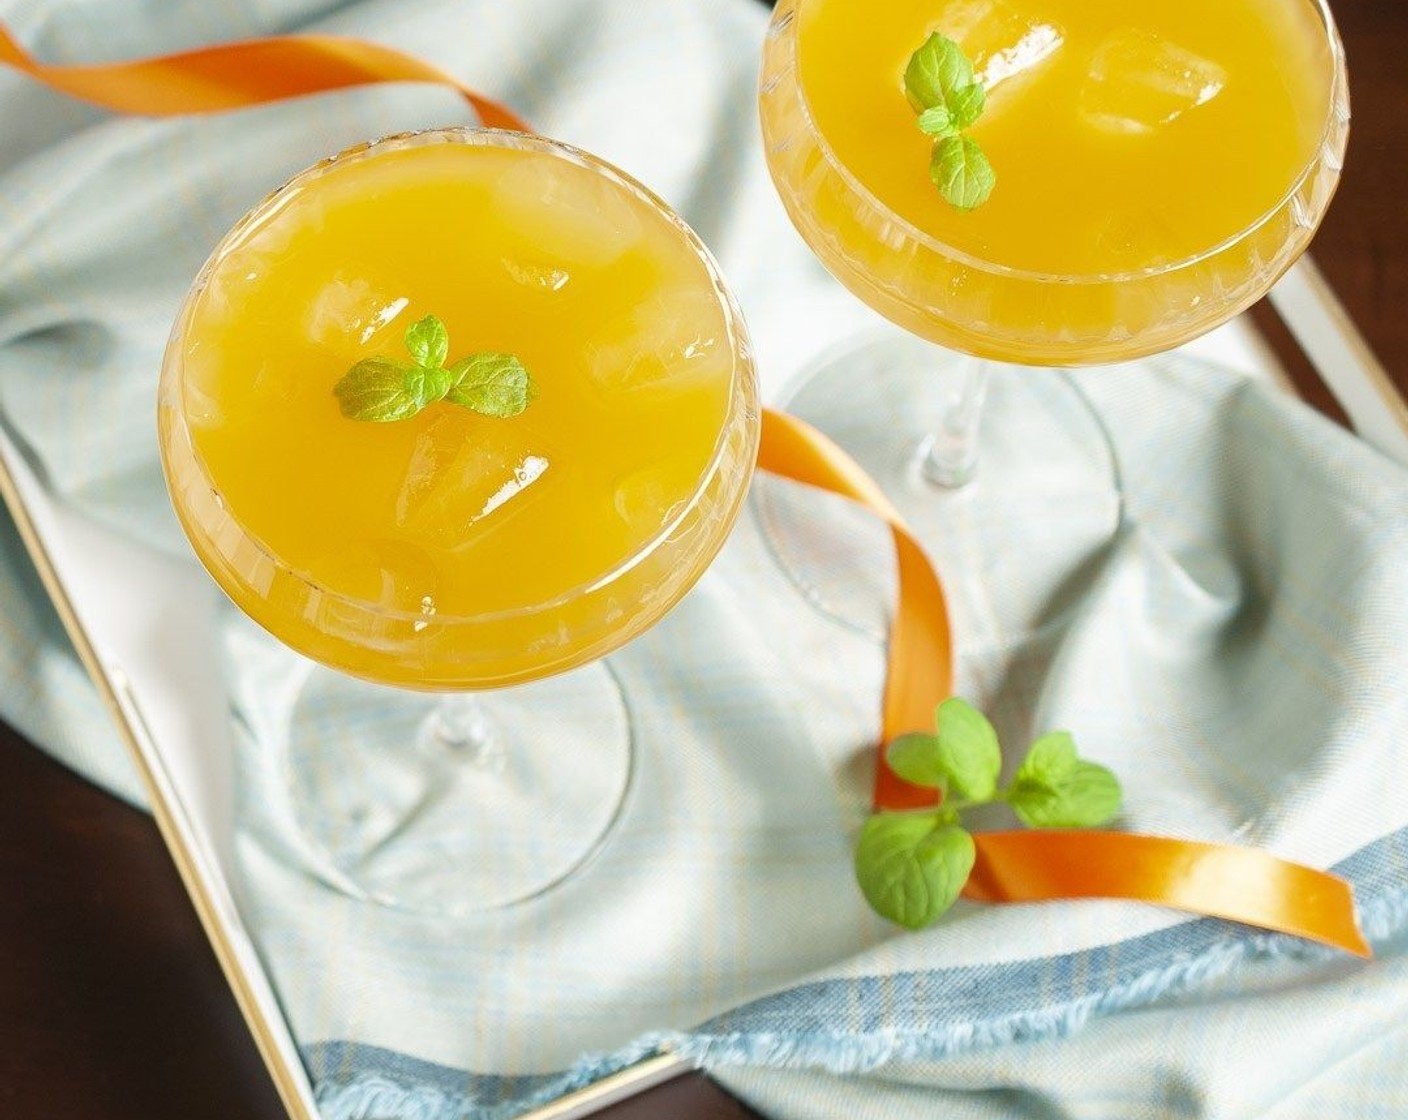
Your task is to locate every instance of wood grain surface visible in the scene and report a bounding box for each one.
[0,0,1403,1115]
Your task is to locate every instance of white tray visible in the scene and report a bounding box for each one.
[1,257,1404,1120]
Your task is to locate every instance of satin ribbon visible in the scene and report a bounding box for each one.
[758,409,951,811]
[965,831,1367,952]
[0,25,1369,957]
[0,24,528,131]
[762,414,1368,955]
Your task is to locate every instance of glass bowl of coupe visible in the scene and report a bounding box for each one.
[160,128,759,914]
[759,0,1346,501]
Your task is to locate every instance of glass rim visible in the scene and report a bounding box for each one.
[781,0,1349,286]
[161,126,759,627]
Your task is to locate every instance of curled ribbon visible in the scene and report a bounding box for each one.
[1,24,1369,957]
[762,413,1368,955]
[0,24,528,130]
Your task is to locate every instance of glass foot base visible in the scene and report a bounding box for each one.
[282,661,632,915]
[756,331,1124,651]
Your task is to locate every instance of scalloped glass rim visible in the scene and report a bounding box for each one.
[159,127,759,627]
[781,0,1349,286]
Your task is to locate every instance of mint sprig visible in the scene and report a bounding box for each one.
[855,698,1123,930]
[1009,731,1123,829]
[335,315,535,423]
[855,815,976,932]
[904,33,995,211]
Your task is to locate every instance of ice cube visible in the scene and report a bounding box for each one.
[501,257,572,294]
[305,272,410,347]
[941,0,1065,96]
[1089,206,1183,270]
[197,246,264,325]
[1080,28,1227,137]
[586,288,728,395]
[180,338,225,428]
[613,462,693,539]
[180,326,290,429]
[491,156,643,269]
[394,415,554,552]
[312,537,440,612]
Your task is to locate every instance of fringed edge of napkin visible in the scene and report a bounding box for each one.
[309,830,1406,1120]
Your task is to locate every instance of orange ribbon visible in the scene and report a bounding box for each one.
[0,24,528,131]
[762,414,1368,956]
[965,831,1368,952]
[759,409,951,812]
[1,25,1369,957]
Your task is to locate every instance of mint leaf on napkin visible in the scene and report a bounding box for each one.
[854,699,1123,930]
[855,813,975,930]
[883,732,948,788]
[1009,731,1123,829]
[933,695,1002,800]
[885,697,1001,799]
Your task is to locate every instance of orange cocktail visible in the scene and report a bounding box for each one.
[162,130,757,690]
[763,0,1345,366]
[159,129,759,912]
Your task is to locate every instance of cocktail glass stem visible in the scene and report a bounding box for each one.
[754,333,1123,654]
[280,662,634,915]
[417,694,506,773]
[917,354,990,489]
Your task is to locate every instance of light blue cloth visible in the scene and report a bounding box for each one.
[3,2,1408,1119]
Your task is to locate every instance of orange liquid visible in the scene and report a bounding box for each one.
[761,0,1342,362]
[798,0,1333,274]
[162,137,753,687]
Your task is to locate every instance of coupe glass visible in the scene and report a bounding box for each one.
[758,0,1348,598]
[159,129,760,913]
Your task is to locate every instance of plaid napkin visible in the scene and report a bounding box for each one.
[2,1,1407,1118]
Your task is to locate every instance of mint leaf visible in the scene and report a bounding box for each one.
[948,81,986,131]
[405,364,452,410]
[904,33,996,211]
[1009,731,1123,829]
[933,697,1001,800]
[916,106,955,138]
[404,315,450,369]
[885,700,1001,798]
[904,33,976,115]
[1018,729,1079,779]
[855,813,976,930]
[334,358,423,423]
[931,135,996,212]
[337,314,536,424]
[885,732,948,789]
[447,353,534,418]
[857,702,1128,930]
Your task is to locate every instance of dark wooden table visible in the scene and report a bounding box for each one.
[1,1,1404,1116]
